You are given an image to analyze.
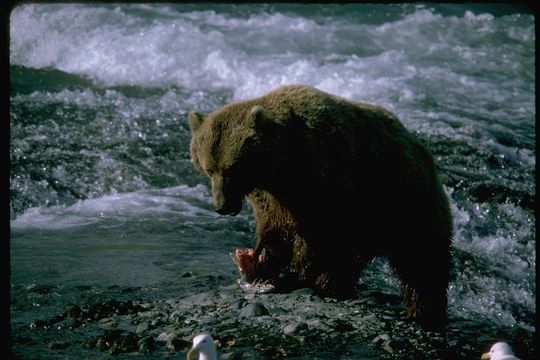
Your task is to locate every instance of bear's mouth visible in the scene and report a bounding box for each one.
[214,197,243,216]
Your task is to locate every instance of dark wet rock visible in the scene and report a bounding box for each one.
[471,182,535,210]
[58,317,80,329]
[94,330,140,354]
[64,304,82,318]
[156,332,190,351]
[137,335,155,353]
[12,281,536,359]
[329,318,355,332]
[169,337,189,351]
[151,317,165,327]
[383,336,409,354]
[73,299,148,322]
[373,333,411,354]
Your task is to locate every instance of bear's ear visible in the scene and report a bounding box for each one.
[250,105,268,129]
[188,111,205,132]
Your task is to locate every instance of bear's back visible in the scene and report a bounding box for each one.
[257,85,403,134]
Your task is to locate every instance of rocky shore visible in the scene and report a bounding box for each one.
[11,272,535,359]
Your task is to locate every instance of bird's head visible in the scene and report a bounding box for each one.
[481,342,516,360]
[187,334,217,360]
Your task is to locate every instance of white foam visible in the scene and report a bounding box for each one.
[447,189,536,330]
[10,4,226,88]
[10,185,216,230]
[10,4,534,136]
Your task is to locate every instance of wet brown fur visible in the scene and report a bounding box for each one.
[188,85,452,330]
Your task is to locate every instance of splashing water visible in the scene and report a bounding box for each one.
[10,3,535,336]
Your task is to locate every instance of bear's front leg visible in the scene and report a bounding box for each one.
[254,243,305,292]
[230,234,298,290]
[290,239,365,299]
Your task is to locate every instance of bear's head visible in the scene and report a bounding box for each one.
[188,104,271,216]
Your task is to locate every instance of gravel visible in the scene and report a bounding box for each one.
[11,274,536,359]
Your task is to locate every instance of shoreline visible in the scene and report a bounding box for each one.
[10,274,536,359]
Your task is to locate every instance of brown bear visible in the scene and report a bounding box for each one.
[188,85,452,330]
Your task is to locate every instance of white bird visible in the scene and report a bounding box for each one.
[187,333,218,360]
[481,342,520,360]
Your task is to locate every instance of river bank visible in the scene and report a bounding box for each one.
[11,271,535,359]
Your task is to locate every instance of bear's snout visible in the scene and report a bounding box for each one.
[211,175,242,216]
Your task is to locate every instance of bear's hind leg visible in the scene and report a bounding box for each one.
[390,254,449,331]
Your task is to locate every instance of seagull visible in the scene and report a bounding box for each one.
[481,342,520,360]
[187,333,218,360]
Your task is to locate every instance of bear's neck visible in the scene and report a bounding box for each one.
[247,185,313,229]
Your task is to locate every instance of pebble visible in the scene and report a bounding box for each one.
[229,298,247,309]
[373,334,409,354]
[373,333,391,345]
[168,310,184,323]
[283,322,308,335]
[156,331,189,351]
[156,332,177,343]
[98,320,118,331]
[182,292,215,306]
[290,288,314,296]
[239,302,269,319]
[135,322,150,334]
[16,282,535,359]
[139,302,153,309]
